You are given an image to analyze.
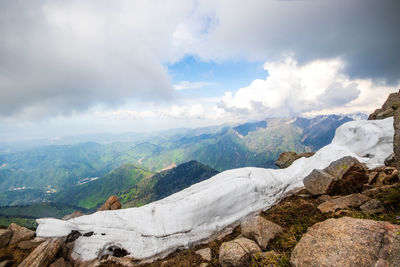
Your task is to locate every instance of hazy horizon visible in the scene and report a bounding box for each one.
[1,0,399,142]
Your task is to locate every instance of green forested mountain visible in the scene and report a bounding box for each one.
[50,164,153,209]
[0,115,353,204]
[119,160,219,207]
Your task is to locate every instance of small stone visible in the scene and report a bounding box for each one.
[360,199,385,215]
[0,229,11,248]
[199,263,209,267]
[195,248,211,261]
[8,223,35,245]
[317,193,370,213]
[219,237,261,267]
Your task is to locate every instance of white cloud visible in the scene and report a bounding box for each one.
[173,81,216,90]
[218,57,399,119]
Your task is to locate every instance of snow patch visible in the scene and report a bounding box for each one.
[36,118,394,262]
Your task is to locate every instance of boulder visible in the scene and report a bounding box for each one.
[195,248,211,261]
[303,156,367,195]
[303,169,335,196]
[8,223,35,245]
[368,90,400,120]
[241,216,283,250]
[290,217,400,267]
[219,237,261,267]
[98,195,122,211]
[19,238,63,267]
[360,199,385,215]
[62,211,84,220]
[0,229,11,248]
[275,151,314,169]
[317,193,370,213]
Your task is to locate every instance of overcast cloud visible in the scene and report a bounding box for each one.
[0,0,399,125]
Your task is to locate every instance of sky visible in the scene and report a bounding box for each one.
[1,0,400,141]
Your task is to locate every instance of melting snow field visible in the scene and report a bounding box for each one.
[36,118,394,262]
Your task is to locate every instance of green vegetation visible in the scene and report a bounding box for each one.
[121,160,219,207]
[51,164,153,209]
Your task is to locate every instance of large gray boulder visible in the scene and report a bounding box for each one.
[303,156,368,195]
[291,217,400,267]
[241,215,283,250]
[219,237,261,267]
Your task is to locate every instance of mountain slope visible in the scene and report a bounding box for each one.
[120,160,219,207]
[36,118,393,262]
[51,164,153,209]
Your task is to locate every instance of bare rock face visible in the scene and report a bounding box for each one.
[290,217,400,267]
[17,238,45,250]
[241,215,283,250]
[8,223,35,245]
[62,211,84,220]
[304,156,367,196]
[275,151,315,169]
[98,195,122,211]
[317,193,370,213]
[219,237,261,267]
[0,229,11,248]
[19,238,63,267]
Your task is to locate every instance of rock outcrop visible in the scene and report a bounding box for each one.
[369,89,400,169]
[290,217,400,267]
[219,237,261,267]
[8,223,35,245]
[275,151,315,169]
[303,156,368,195]
[241,215,283,250]
[98,195,122,211]
[368,90,400,120]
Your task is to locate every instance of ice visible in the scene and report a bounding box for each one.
[36,118,394,261]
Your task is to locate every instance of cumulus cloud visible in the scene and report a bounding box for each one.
[217,57,398,119]
[1,0,399,121]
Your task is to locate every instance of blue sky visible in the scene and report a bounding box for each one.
[0,0,399,141]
